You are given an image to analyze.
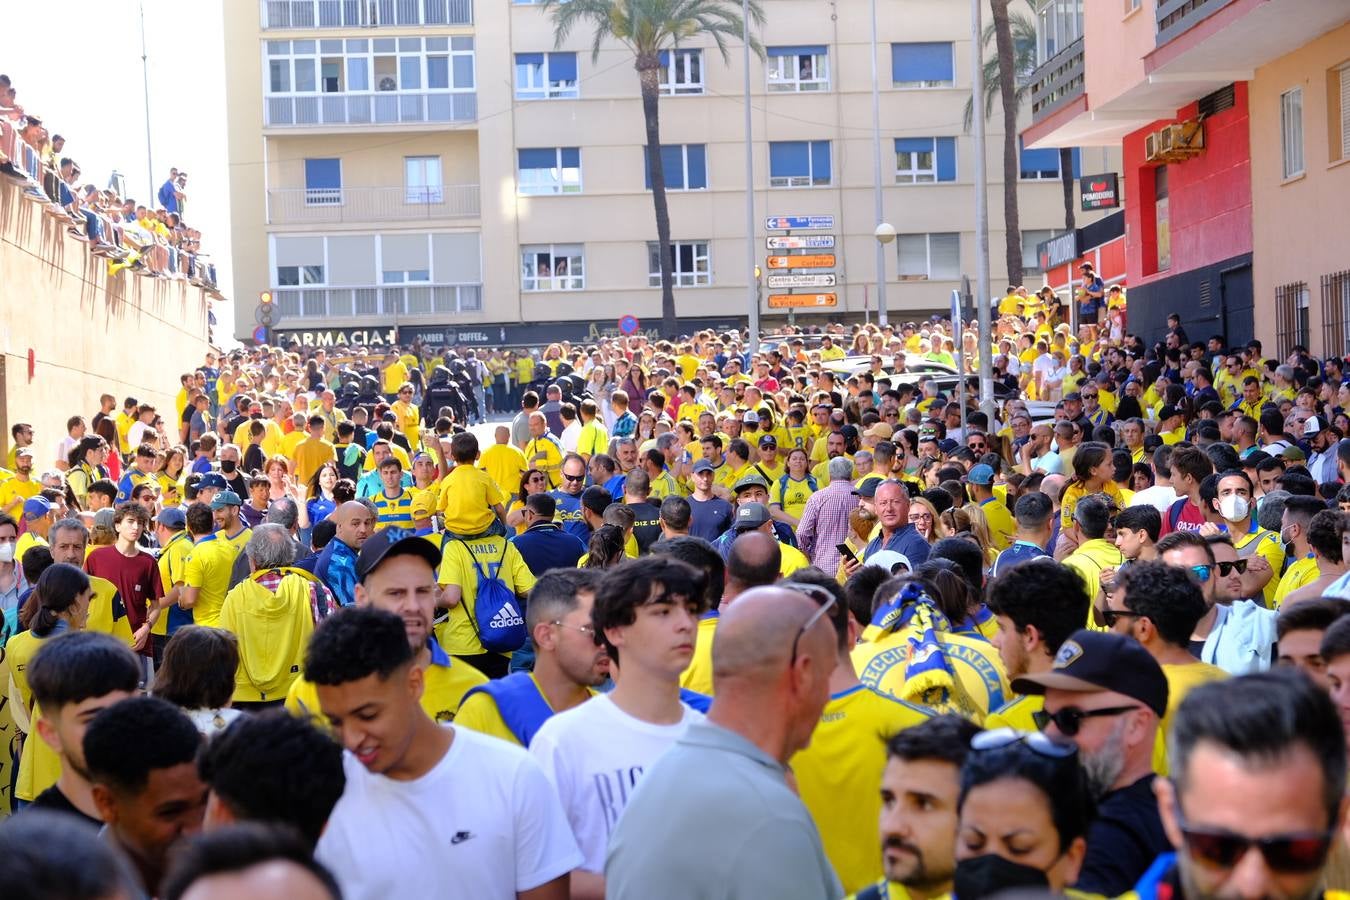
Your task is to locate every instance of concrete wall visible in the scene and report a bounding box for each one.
[0,179,212,466]
[1249,22,1350,357]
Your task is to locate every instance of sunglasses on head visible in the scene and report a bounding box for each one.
[970,727,1076,758]
[1033,704,1139,737]
[1177,816,1335,873]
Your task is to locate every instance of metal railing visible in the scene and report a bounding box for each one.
[1275,281,1308,361]
[268,185,480,224]
[273,284,483,318]
[264,91,477,127]
[1156,0,1236,46]
[1321,269,1350,358]
[261,0,472,28]
[1029,37,1085,122]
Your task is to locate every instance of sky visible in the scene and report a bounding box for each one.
[5,0,236,308]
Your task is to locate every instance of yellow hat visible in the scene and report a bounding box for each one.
[411,493,436,520]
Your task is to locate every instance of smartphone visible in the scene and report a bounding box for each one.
[836,543,858,564]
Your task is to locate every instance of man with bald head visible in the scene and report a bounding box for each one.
[725,530,780,602]
[845,480,929,577]
[606,584,842,898]
[525,411,564,489]
[314,501,374,608]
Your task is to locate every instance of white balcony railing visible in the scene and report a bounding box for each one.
[268,185,480,224]
[262,0,473,28]
[273,283,483,318]
[264,90,476,127]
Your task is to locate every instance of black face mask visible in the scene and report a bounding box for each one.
[220,460,237,474]
[952,854,1049,900]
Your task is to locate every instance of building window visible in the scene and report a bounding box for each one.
[897,233,960,280]
[404,156,443,203]
[1280,88,1304,180]
[304,158,342,205]
[382,269,431,283]
[1321,269,1350,357]
[522,244,584,291]
[1035,0,1084,65]
[277,264,325,286]
[659,49,703,95]
[1019,139,1080,180]
[518,147,582,195]
[767,46,829,92]
[644,144,707,191]
[894,137,956,184]
[890,42,954,88]
[515,52,578,99]
[1021,229,1063,274]
[1331,64,1350,163]
[1275,281,1310,360]
[1155,165,1170,272]
[769,140,831,187]
[265,37,474,95]
[648,241,711,287]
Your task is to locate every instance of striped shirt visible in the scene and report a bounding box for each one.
[371,488,415,531]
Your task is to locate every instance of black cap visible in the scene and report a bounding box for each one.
[1011,629,1169,717]
[852,476,883,498]
[356,530,443,582]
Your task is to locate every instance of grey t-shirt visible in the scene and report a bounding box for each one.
[606,721,843,899]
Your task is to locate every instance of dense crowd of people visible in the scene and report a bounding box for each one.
[0,73,218,288]
[4,311,1350,900]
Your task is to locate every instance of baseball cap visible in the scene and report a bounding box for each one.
[758,434,777,449]
[1011,629,1168,718]
[1305,416,1323,436]
[93,508,115,530]
[691,459,715,475]
[852,478,883,498]
[864,423,894,440]
[410,493,436,520]
[209,490,242,509]
[742,410,759,424]
[967,463,995,486]
[356,530,442,582]
[732,502,770,531]
[864,550,912,575]
[732,472,770,494]
[15,447,33,459]
[938,439,959,454]
[1063,391,1082,402]
[198,473,228,491]
[22,497,53,519]
[1158,405,1179,421]
[155,508,186,530]
[1282,445,1307,462]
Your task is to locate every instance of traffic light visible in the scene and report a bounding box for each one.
[258,290,275,327]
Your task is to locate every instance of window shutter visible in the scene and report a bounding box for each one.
[936,138,957,182]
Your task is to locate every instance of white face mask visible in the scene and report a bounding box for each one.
[1218,494,1250,523]
[0,542,15,563]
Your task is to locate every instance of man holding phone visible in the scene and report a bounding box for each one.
[796,457,860,575]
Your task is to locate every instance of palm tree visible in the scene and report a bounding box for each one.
[965,2,1076,283]
[544,0,764,338]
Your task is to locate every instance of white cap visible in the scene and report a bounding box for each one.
[864,550,912,575]
[1305,416,1323,436]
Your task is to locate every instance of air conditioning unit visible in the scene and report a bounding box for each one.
[1144,131,1163,163]
[1143,119,1205,165]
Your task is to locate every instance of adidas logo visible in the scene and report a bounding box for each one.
[488,604,524,629]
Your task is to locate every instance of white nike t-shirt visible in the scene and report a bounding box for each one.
[317,726,581,900]
[529,693,702,872]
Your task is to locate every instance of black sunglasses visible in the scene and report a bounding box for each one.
[1177,817,1335,873]
[562,472,586,482]
[1033,704,1139,737]
[1216,559,1249,576]
[970,727,1076,758]
[1102,609,1145,628]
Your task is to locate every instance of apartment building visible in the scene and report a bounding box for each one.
[224,0,1117,346]
[1023,0,1350,352]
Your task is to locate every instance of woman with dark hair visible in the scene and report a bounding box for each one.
[306,462,340,525]
[153,626,242,736]
[1058,441,1123,531]
[583,524,627,569]
[505,468,549,534]
[954,730,1094,898]
[65,436,111,509]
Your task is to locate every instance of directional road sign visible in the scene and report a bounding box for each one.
[766,273,837,288]
[766,235,835,250]
[768,293,837,308]
[764,215,835,231]
[766,254,836,269]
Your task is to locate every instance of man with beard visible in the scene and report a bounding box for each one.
[455,570,609,746]
[1011,628,1171,895]
[847,715,981,900]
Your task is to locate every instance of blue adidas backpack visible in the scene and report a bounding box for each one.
[453,537,528,653]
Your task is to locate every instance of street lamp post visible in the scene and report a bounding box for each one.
[874,223,896,327]
[742,0,759,356]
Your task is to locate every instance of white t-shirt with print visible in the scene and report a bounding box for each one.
[317,726,581,900]
[529,693,702,873]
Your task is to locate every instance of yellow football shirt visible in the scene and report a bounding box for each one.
[183,535,239,627]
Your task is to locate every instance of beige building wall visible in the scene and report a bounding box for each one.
[225,0,1120,339]
[0,180,212,463]
[1249,22,1350,357]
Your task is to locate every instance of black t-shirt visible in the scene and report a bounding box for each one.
[625,501,663,554]
[29,785,101,830]
[1074,774,1171,896]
